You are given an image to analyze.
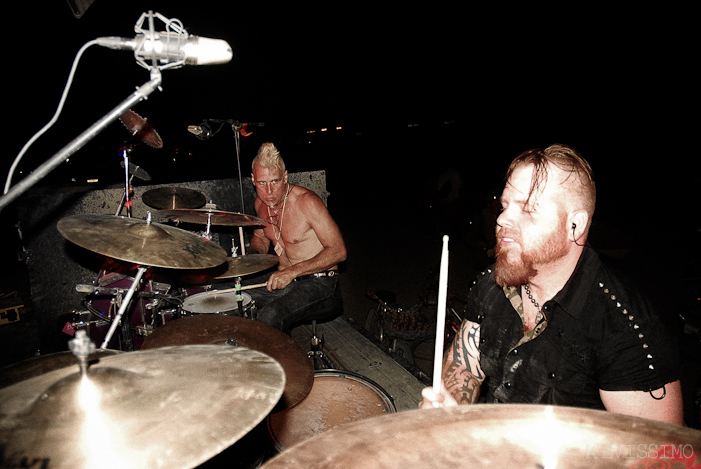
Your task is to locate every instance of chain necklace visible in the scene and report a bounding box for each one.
[267,183,291,241]
[524,284,544,325]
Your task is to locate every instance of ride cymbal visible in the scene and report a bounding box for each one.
[155,208,265,226]
[57,214,228,269]
[177,254,279,284]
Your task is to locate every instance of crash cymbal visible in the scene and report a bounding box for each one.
[155,208,265,226]
[178,254,279,284]
[141,315,313,409]
[0,344,285,469]
[120,160,151,181]
[0,349,121,389]
[261,404,701,468]
[57,214,228,269]
[119,109,163,148]
[142,187,206,210]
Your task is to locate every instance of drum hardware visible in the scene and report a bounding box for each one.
[116,152,152,217]
[0,335,285,469]
[307,320,335,370]
[58,212,228,349]
[140,315,314,410]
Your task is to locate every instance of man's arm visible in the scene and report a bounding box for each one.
[420,319,485,408]
[249,227,271,255]
[599,380,684,426]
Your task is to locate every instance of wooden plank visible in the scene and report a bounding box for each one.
[292,317,425,412]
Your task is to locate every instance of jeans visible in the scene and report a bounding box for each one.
[244,273,343,332]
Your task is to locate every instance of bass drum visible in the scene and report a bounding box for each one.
[181,291,255,317]
[267,369,396,453]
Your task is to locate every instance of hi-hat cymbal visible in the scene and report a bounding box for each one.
[0,344,285,469]
[142,187,206,210]
[178,254,279,284]
[261,404,701,468]
[141,315,313,410]
[155,208,266,226]
[57,214,228,269]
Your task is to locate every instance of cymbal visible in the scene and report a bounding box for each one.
[119,160,151,181]
[142,187,206,210]
[0,349,121,389]
[141,315,313,409]
[178,254,279,284]
[119,109,163,148]
[155,208,266,226]
[0,344,285,469]
[57,214,228,269]
[261,404,701,468]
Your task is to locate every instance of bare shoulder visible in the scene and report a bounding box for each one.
[291,185,327,211]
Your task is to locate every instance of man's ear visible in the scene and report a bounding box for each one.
[569,210,589,242]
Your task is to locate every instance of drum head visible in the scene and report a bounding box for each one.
[182,291,252,314]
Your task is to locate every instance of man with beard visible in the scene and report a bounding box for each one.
[420,144,683,425]
[245,142,346,332]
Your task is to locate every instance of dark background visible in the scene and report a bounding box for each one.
[1,1,698,389]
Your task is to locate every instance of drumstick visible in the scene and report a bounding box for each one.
[432,235,450,392]
[238,226,246,256]
[206,283,268,295]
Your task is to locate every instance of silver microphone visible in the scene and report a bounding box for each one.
[97,33,232,66]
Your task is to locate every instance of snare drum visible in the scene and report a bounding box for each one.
[267,369,396,453]
[181,291,255,316]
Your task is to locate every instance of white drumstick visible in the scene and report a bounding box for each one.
[206,282,268,295]
[432,235,450,391]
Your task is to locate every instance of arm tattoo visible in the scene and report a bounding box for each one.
[442,320,484,404]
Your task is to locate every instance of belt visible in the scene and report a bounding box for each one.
[297,270,339,281]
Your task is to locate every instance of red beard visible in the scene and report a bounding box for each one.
[493,220,569,288]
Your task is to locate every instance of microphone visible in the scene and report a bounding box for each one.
[188,124,213,140]
[96,33,232,67]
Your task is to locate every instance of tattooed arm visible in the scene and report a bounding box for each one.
[420,319,484,408]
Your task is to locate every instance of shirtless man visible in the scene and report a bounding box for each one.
[246,142,346,331]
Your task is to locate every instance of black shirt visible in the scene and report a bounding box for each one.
[465,246,680,409]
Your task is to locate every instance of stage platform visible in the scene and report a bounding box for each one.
[290,316,426,412]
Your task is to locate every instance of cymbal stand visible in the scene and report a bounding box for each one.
[307,320,334,369]
[116,146,135,217]
[100,265,148,349]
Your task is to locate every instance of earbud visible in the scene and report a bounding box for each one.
[572,223,577,229]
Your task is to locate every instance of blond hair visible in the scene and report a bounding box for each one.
[252,142,286,173]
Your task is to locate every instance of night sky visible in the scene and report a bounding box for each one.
[4,2,698,266]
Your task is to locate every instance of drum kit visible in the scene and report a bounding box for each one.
[1,112,699,469]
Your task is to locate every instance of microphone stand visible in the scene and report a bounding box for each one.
[191,119,249,255]
[0,71,162,213]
